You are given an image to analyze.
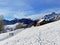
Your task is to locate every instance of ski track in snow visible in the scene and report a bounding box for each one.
[0,20,60,45]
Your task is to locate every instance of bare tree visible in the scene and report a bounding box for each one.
[0,15,4,33]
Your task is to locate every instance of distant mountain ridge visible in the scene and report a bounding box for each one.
[4,18,34,25]
[3,12,60,25]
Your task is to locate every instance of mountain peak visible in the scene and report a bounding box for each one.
[51,12,56,14]
[42,12,60,21]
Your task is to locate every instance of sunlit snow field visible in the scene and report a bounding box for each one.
[0,20,60,45]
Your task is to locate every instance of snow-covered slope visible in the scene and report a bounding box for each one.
[0,20,60,45]
[0,28,24,41]
[4,23,19,32]
[4,23,27,32]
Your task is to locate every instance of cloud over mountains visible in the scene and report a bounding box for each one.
[0,0,60,20]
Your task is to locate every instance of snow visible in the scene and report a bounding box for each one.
[0,20,60,45]
[0,28,24,41]
[37,19,44,23]
[4,23,27,32]
[4,23,19,32]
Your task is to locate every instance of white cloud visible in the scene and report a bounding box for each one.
[14,12,45,20]
[13,8,60,20]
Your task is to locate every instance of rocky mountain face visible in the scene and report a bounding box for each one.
[42,12,60,22]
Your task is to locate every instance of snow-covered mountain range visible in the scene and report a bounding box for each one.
[3,12,60,25]
[2,12,60,33]
[4,18,34,25]
[0,20,60,45]
[42,12,60,21]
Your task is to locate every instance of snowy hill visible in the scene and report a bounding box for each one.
[4,23,19,32]
[0,20,60,45]
[4,23,27,32]
[0,28,24,41]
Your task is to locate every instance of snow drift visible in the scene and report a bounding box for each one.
[0,20,60,45]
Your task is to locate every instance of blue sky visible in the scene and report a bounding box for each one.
[0,0,60,20]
